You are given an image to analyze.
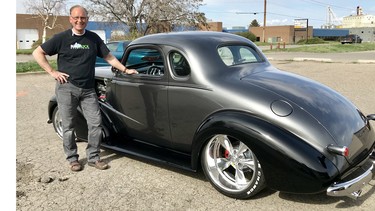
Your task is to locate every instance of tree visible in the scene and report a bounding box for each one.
[250,19,260,27]
[83,0,207,37]
[24,0,67,43]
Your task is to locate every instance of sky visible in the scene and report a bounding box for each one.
[16,0,375,29]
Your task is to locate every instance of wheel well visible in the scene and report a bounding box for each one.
[190,111,268,171]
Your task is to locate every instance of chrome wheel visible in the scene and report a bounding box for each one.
[202,134,264,198]
[52,107,63,139]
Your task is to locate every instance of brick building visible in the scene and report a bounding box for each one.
[16,14,71,49]
[250,25,313,44]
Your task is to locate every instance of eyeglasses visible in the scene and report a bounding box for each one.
[71,16,88,21]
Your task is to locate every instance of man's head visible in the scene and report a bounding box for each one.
[69,5,89,34]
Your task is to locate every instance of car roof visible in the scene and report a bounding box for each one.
[130,31,256,49]
[128,31,266,76]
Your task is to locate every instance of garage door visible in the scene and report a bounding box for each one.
[17,29,39,49]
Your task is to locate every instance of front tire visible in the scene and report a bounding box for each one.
[201,134,265,199]
[51,106,63,140]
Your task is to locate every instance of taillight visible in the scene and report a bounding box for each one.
[327,145,349,157]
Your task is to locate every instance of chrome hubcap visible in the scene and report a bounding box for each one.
[204,134,258,192]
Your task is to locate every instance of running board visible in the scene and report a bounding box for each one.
[101,140,194,172]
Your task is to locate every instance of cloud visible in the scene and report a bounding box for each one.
[267,19,289,26]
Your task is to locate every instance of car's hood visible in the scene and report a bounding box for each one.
[240,68,373,163]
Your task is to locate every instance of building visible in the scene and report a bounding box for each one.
[313,28,349,41]
[341,6,375,42]
[342,6,375,28]
[347,27,375,43]
[250,25,313,44]
[16,14,71,49]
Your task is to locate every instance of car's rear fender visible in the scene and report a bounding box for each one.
[191,110,341,194]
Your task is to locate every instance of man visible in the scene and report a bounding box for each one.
[33,5,138,171]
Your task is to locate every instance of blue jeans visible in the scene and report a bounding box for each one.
[55,82,102,163]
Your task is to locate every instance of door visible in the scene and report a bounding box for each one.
[109,46,171,147]
[17,29,38,49]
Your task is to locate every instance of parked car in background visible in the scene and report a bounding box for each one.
[95,40,131,66]
[48,31,375,200]
[340,34,362,44]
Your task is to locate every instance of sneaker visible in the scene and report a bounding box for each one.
[88,160,108,170]
[70,161,82,172]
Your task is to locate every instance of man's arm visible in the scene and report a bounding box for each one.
[32,46,69,83]
[104,53,138,74]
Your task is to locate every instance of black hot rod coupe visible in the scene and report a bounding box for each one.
[48,31,375,199]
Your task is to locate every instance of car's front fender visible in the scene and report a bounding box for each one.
[192,110,340,194]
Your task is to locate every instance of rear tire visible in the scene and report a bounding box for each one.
[201,134,266,199]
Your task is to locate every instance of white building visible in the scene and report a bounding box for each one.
[342,6,375,28]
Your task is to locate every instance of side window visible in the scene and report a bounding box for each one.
[217,47,234,65]
[218,45,262,66]
[169,51,190,77]
[126,48,164,76]
[239,47,259,63]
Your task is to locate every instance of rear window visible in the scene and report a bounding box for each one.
[217,45,263,66]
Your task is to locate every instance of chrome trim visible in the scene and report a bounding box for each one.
[327,164,373,199]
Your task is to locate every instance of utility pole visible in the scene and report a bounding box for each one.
[263,0,267,42]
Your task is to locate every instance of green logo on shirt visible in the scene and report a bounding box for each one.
[71,42,90,49]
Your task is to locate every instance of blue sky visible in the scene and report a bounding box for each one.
[201,0,375,28]
[16,0,375,29]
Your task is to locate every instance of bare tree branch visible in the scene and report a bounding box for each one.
[24,0,68,43]
[83,0,207,38]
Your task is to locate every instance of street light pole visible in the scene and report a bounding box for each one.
[263,0,267,42]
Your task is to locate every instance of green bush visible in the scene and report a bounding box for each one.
[235,31,257,42]
[297,37,326,45]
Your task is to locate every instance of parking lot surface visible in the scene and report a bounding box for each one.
[16,58,375,210]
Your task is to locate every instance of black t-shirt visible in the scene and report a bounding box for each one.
[41,29,110,89]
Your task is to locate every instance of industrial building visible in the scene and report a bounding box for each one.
[341,6,375,43]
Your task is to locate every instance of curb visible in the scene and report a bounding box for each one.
[357,60,375,64]
[268,57,375,64]
[293,57,332,62]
